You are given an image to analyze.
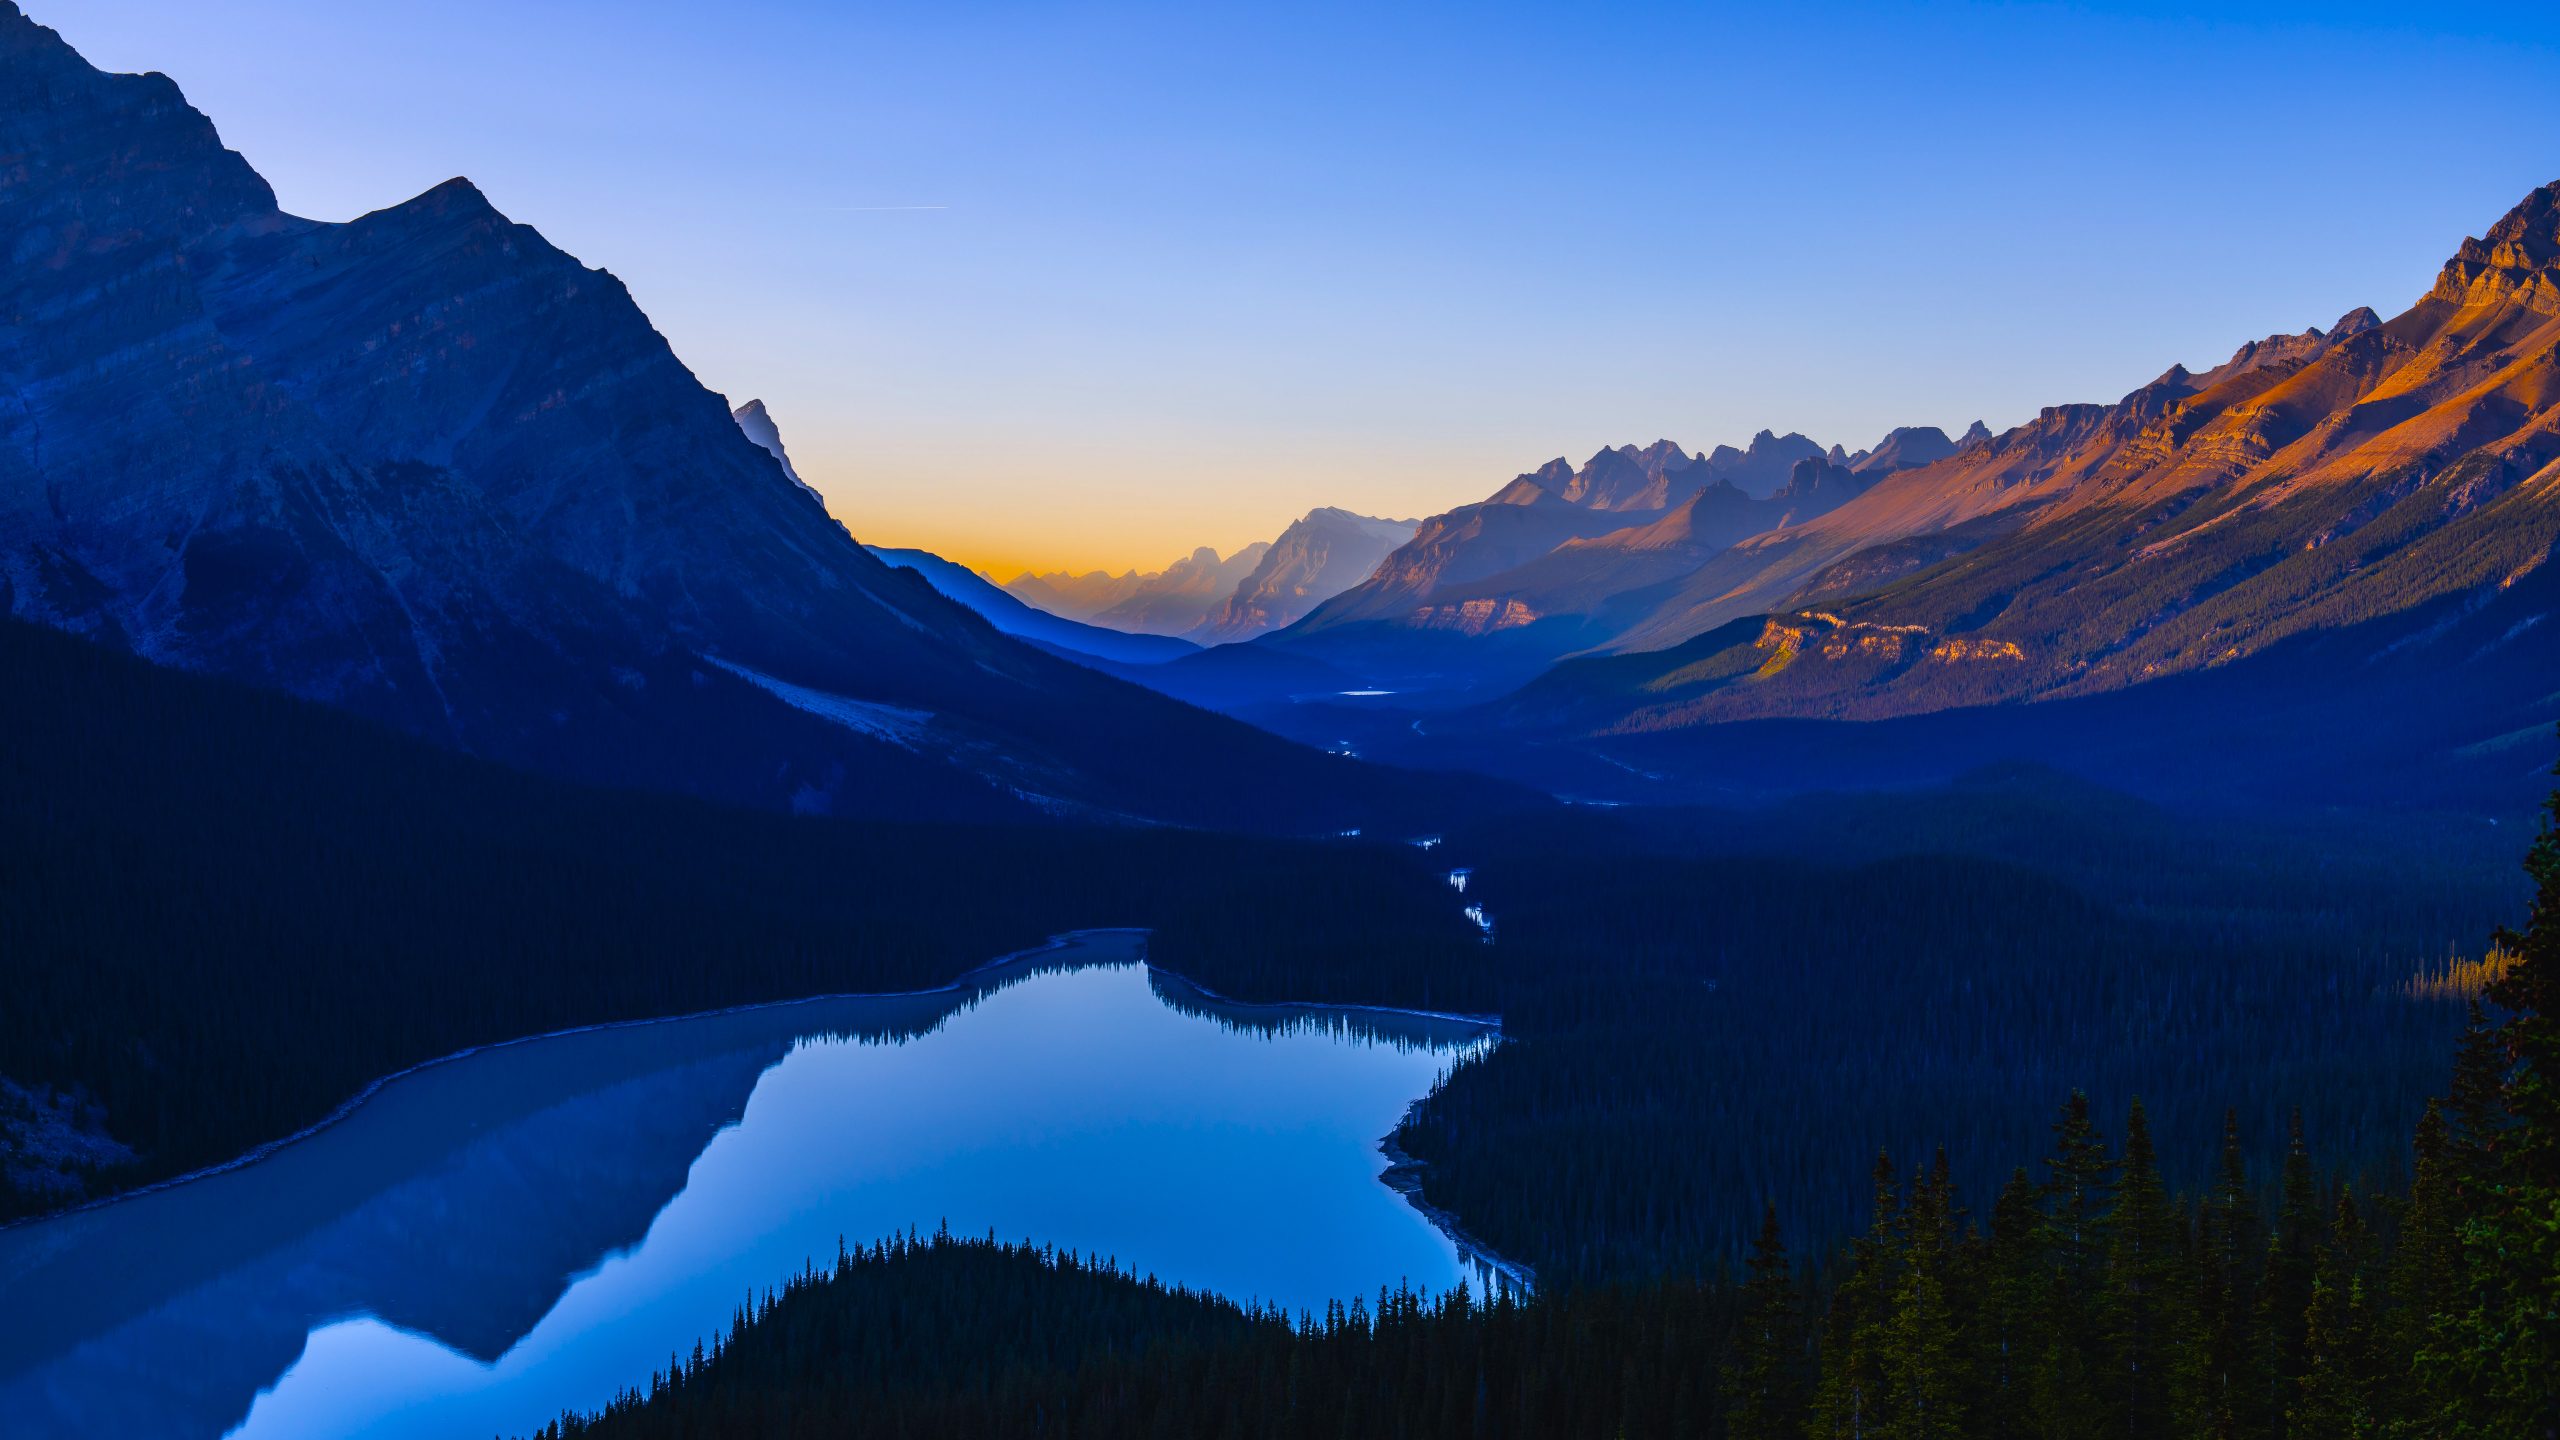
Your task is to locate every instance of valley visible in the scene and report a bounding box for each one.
[2,2,2556,1435]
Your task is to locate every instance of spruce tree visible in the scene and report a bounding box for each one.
[1975,1167,2044,1440]
[2105,1098,2181,1440]
[2262,1109,2325,1430]
[1725,1202,1810,1440]
[1813,1151,1904,1440]
[2444,1001,2511,1164]
[2290,1194,2382,1440]
[1878,1150,1969,1440]
[2183,1108,2267,1440]
[2385,1102,2462,1433]
[2036,1092,2114,1440]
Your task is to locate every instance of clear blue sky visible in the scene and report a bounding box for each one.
[42,1,2560,575]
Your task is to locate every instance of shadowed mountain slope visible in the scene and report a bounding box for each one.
[864,547,1199,666]
[0,5,1503,832]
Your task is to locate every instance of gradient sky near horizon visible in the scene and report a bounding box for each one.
[40,1,2560,578]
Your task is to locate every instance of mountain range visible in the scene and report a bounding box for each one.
[1247,185,2560,810]
[1005,508,1415,645]
[1495,188,2558,733]
[5,0,2552,828]
[0,5,1506,833]
[1248,428,1971,693]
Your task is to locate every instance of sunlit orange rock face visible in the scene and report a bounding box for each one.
[1547,180,2560,729]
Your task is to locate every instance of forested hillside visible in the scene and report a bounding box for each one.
[1157,776,2520,1285]
[534,875,2560,1437]
[0,617,1479,1220]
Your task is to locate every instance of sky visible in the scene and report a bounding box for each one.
[40,1,2560,578]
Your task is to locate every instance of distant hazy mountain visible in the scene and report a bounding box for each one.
[1003,569,1147,623]
[1188,509,1417,644]
[1007,507,1412,647]
[1089,544,1272,636]
[865,546,1200,665]
[0,7,1498,832]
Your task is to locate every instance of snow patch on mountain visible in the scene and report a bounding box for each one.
[703,656,934,749]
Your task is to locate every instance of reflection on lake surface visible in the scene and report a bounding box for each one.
[0,932,1497,1440]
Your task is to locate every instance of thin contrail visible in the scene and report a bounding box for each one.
[827,204,949,212]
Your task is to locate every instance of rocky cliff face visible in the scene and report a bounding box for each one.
[0,5,1483,831]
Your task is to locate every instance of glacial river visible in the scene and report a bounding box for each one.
[0,932,1501,1439]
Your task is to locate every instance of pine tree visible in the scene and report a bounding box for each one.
[2035,1092,2114,1440]
[2105,1098,2181,1440]
[2262,1109,2325,1431]
[1880,1150,1968,1440]
[1813,1151,1904,1440]
[1725,1202,1811,1440]
[2183,1107,2267,1440]
[1974,1168,2044,1440]
[2444,1001,2511,1164]
[2384,1102,2461,1432]
[2291,1190,2382,1439]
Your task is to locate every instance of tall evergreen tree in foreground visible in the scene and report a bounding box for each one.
[2422,778,2560,1439]
[1725,1203,1810,1440]
[2106,1098,2181,1440]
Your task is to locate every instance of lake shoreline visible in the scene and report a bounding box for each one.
[1377,1110,1538,1296]
[10,929,1518,1245]
[3,928,1131,1234]
[1133,954,1531,1294]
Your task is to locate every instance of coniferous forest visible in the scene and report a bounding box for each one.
[539,812,2560,1439]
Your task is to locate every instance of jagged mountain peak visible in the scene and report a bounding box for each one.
[2431,178,2560,313]
[1697,430,1830,499]
[1622,439,1694,473]
[730,398,817,497]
